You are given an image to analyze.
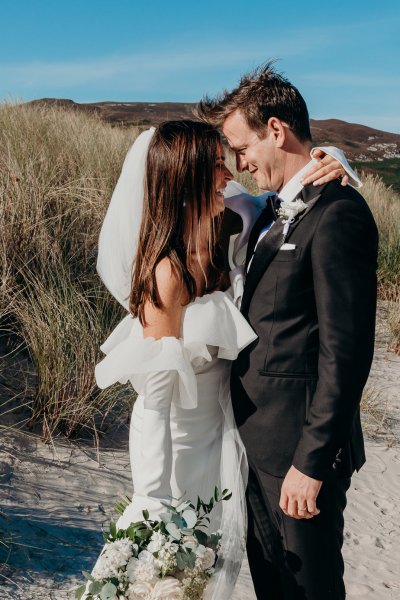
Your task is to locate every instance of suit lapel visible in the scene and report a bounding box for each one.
[241,215,285,315]
[284,182,328,241]
[244,202,274,268]
[241,182,328,316]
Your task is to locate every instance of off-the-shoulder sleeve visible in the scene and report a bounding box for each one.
[95,319,198,409]
[95,291,257,406]
[183,291,257,361]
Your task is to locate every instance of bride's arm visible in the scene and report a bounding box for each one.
[302,146,361,188]
[129,259,187,511]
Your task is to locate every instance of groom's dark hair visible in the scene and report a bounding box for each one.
[196,60,312,142]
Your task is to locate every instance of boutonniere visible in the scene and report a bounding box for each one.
[278,198,308,241]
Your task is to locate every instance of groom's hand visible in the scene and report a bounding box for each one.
[279,465,322,520]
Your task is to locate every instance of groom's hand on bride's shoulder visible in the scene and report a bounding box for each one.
[279,465,322,520]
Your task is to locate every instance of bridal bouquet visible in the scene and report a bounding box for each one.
[76,488,231,600]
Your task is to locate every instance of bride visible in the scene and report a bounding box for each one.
[89,120,358,599]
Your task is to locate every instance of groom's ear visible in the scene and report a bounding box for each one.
[267,117,288,148]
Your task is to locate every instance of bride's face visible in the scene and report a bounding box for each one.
[213,144,233,215]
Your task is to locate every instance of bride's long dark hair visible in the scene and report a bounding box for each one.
[129,120,224,324]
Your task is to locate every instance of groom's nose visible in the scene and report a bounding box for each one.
[236,153,248,173]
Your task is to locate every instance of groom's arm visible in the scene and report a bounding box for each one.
[280,186,378,518]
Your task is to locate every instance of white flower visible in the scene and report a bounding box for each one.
[127,551,159,583]
[127,580,153,599]
[278,198,307,220]
[147,531,166,553]
[164,541,178,555]
[195,547,215,571]
[202,548,216,570]
[278,198,308,240]
[92,538,135,579]
[139,550,157,564]
[151,577,183,599]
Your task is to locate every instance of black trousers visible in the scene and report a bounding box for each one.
[246,464,351,600]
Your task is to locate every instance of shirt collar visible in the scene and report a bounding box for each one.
[278,158,318,203]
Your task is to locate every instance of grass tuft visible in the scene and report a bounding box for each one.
[0,102,137,439]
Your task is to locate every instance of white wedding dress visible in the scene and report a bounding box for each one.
[94,285,257,599]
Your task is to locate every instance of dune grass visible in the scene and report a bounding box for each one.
[0,102,138,439]
[1,102,399,440]
[361,173,400,295]
[360,173,400,352]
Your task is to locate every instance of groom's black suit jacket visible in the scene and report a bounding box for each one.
[231,180,378,482]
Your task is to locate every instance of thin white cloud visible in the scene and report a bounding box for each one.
[0,27,341,93]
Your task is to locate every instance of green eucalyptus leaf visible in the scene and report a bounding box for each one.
[75,585,87,600]
[176,551,186,570]
[82,571,94,582]
[142,509,149,520]
[172,513,185,528]
[182,509,197,529]
[166,522,182,540]
[185,550,197,569]
[89,580,103,595]
[176,500,192,512]
[160,511,173,523]
[194,529,208,545]
[100,582,118,600]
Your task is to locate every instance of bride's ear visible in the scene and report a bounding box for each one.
[267,117,287,148]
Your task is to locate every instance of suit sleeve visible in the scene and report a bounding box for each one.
[292,195,378,480]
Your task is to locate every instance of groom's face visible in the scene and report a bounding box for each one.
[222,110,283,191]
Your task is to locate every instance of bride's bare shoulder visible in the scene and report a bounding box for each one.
[154,257,188,306]
[142,257,188,339]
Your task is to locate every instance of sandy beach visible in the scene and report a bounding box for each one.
[1,302,399,599]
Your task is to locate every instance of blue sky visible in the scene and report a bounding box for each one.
[1,0,399,132]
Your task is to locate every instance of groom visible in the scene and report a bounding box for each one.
[198,64,378,599]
